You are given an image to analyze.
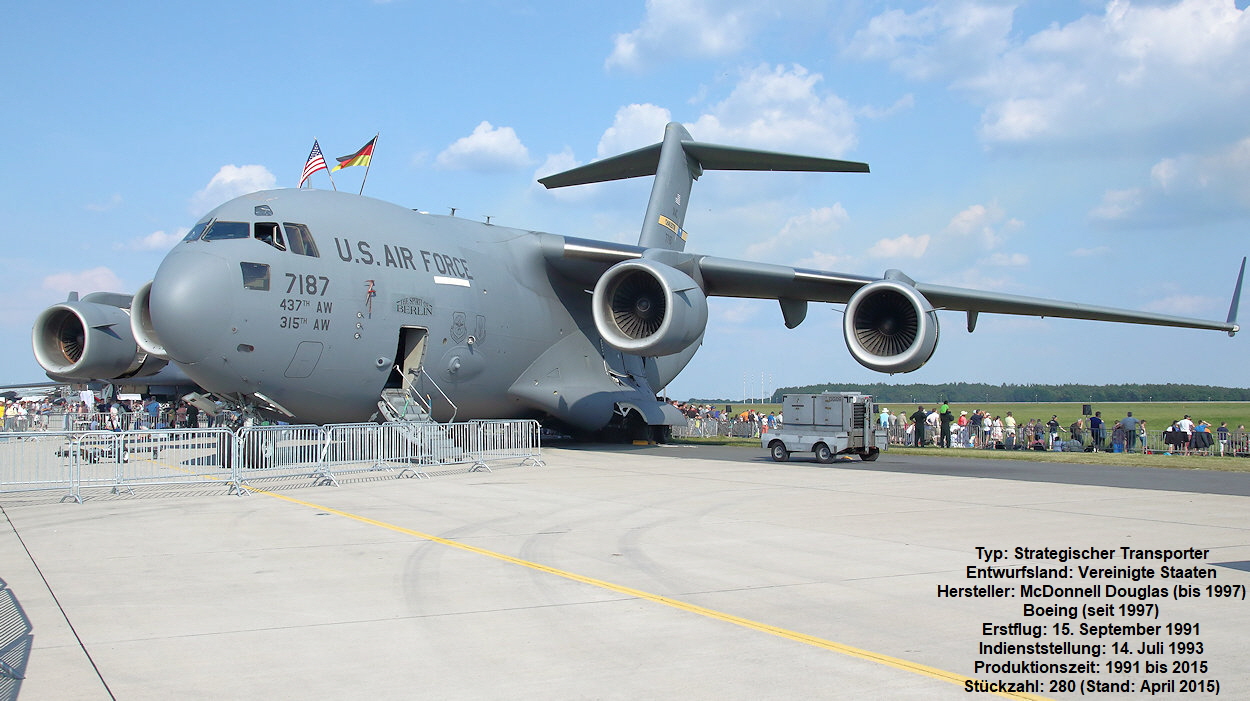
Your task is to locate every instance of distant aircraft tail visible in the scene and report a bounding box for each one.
[538,122,869,252]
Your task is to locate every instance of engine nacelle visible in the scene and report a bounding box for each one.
[592,259,708,357]
[32,299,166,380]
[843,279,939,373]
[130,280,168,357]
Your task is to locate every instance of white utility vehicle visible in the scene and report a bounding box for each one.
[764,392,887,463]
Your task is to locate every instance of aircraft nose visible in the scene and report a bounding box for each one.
[149,247,235,364]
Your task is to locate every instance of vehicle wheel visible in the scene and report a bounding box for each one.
[858,447,880,462]
[769,441,789,462]
[814,443,834,464]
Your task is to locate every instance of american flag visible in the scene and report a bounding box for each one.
[299,140,328,187]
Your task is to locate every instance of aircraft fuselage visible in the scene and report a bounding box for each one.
[147,189,647,427]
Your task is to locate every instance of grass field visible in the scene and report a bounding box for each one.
[677,400,1250,473]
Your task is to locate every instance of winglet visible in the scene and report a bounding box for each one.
[1226,257,1245,337]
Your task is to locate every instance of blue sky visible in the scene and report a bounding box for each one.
[4,0,1250,400]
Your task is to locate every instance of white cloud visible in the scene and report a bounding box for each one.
[1090,188,1143,222]
[566,64,858,178]
[118,228,188,252]
[539,64,861,244]
[85,193,122,212]
[867,233,930,259]
[1091,137,1250,224]
[846,2,1015,81]
[190,165,276,216]
[973,0,1250,147]
[41,267,126,296]
[709,298,762,325]
[796,250,846,271]
[857,94,916,120]
[598,104,673,158]
[943,203,1020,249]
[744,205,849,262]
[687,64,858,156]
[435,121,531,172]
[606,0,754,71]
[853,0,1250,150]
[1072,245,1112,258]
[982,252,1028,266]
[1142,293,1221,316]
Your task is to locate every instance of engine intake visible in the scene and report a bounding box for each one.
[592,259,708,356]
[32,299,166,380]
[843,279,939,373]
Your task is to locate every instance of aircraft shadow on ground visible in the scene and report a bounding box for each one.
[0,578,31,701]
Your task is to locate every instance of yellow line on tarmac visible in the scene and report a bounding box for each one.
[251,486,1050,700]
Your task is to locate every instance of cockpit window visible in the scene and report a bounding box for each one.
[182,220,211,243]
[202,221,250,241]
[254,222,286,251]
[283,223,319,257]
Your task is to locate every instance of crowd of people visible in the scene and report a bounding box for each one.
[4,393,1246,457]
[672,402,780,438]
[0,396,217,432]
[880,404,1244,456]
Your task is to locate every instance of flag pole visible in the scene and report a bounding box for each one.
[319,137,338,191]
[325,157,337,191]
[358,132,379,196]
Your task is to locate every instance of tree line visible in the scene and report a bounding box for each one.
[688,383,1250,404]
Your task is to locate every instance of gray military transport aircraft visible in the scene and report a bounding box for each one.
[32,123,1244,440]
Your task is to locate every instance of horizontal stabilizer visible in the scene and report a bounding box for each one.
[538,144,662,189]
[538,141,868,190]
[683,142,868,174]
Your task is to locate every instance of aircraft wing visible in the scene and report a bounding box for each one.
[698,255,1242,334]
[546,234,1241,335]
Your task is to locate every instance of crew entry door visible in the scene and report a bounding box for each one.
[398,326,428,392]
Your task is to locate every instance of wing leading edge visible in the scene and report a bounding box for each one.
[546,235,1242,335]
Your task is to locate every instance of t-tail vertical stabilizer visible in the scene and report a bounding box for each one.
[537,122,870,252]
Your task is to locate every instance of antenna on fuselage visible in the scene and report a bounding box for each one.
[449,207,457,217]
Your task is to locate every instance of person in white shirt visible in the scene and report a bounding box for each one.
[1176,415,1194,454]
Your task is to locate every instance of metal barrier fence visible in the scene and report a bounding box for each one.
[0,419,544,502]
[671,418,777,439]
[0,432,85,501]
[0,411,220,433]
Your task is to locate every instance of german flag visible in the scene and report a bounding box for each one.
[331,136,377,172]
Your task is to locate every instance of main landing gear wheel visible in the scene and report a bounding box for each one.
[814,443,834,464]
[769,441,789,462]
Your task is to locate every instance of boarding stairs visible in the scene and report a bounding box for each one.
[379,387,430,422]
[377,377,479,472]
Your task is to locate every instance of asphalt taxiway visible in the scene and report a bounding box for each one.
[1,446,1248,700]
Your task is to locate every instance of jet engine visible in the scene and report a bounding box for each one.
[32,295,166,380]
[592,259,708,357]
[130,280,167,357]
[843,279,939,373]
